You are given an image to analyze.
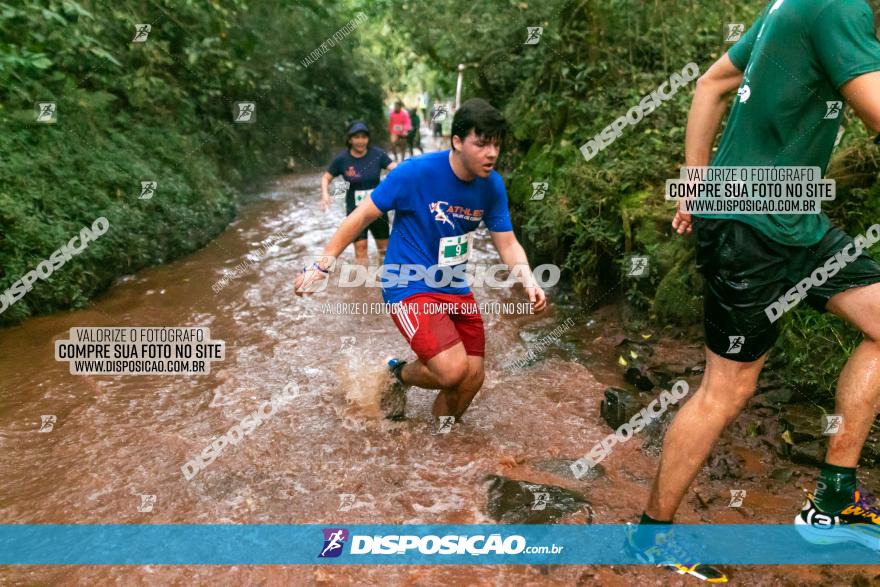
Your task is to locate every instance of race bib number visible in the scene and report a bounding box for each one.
[438,233,473,267]
[393,124,404,133]
[354,189,373,206]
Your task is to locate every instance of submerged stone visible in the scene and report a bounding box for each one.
[483,474,591,524]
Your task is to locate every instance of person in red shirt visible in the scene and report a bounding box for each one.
[388,101,411,162]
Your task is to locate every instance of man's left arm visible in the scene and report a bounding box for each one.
[489,230,547,312]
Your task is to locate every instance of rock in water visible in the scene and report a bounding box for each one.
[624,364,655,391]
[704,449,744,480]
[789,440,826,467]
[780,404,825,444]
[600,387,641,430]
[484,475,591,524]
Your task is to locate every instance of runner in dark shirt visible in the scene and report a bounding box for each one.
[407,107,423,158]
[321,121,396,263]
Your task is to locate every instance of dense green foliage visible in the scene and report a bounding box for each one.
[389,0,880,400]
[1,0,386,323]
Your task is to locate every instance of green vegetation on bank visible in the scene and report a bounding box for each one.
[0,0,386,323]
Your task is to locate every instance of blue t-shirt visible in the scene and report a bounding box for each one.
[327,146,392,212]
[370,150,513,303]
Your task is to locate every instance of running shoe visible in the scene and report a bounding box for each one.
[381,358,408,420]
[624,523,728,583]
[794,486,880,550]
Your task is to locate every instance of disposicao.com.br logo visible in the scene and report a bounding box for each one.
[317,528,563,558]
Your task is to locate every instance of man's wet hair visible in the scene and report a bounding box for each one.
[451,98,507,150]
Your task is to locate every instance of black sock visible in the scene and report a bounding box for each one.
[813,463,857,515]
[633,512,672,548]
[640,512,672,525]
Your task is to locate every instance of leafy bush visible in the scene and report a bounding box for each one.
[0,0,387,324]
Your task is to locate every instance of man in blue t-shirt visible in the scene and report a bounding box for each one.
[295,99,547,424]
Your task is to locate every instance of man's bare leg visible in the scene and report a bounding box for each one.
[353,240,368,265]
[430,355,484,419]
[375,238,388,265]
[645,349,767,520]
[399,344,485,419]
[824,283,880,467]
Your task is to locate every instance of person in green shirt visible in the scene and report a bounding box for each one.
[628,0,880,579]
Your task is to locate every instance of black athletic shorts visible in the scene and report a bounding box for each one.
[346,196,390,242]
[693,216,880,362]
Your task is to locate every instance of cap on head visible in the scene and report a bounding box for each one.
[346,121,370,137]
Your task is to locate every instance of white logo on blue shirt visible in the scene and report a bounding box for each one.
[429,201,454,227]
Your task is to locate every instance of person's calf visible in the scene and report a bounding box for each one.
[645,379,756,520]
[432,366,484,420]
[826,337,880,466]
[353,241,369,266]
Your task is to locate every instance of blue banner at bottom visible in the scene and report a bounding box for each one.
[0,524,878,565]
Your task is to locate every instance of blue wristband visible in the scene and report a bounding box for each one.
[305,262,329,274]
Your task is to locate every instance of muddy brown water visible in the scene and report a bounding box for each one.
[1,164,879,586]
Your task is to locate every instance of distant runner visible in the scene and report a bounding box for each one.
[321,121,396,264]
[628,0,880,582]
[295,98,547,424]
[407,105,423,158]
[388,101,412,162]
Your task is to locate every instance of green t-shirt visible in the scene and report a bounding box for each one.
[698,0,880,246]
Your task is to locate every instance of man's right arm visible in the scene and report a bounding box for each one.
[685,53,744,167]
[294,201,382,295]
[674,53,744,234]
[320,199,383,260]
